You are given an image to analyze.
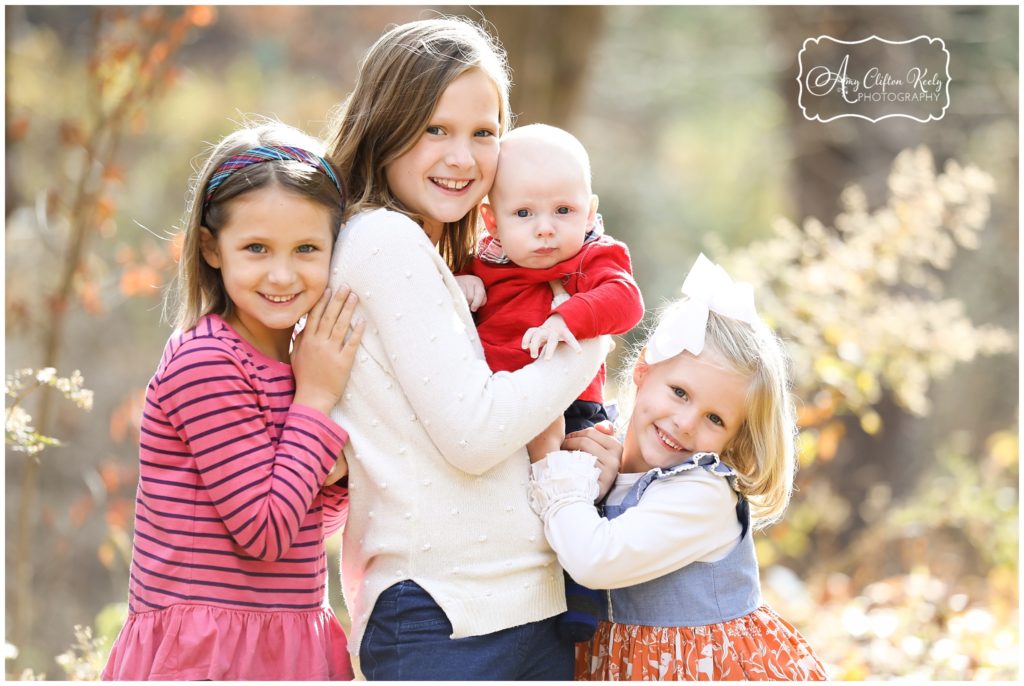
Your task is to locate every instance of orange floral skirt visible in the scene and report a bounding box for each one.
[574,605,828,681]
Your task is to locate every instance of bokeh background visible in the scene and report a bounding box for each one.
[4,5,1018,680]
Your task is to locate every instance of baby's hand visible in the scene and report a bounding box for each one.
[563,421,620,502]
[291,286,366,415]
[522,314,581,360]
[454,274,487,312]
[527,415,566,464]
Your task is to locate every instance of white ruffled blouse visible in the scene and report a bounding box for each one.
[528,450,743,590]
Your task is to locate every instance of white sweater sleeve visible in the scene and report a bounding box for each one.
[530,454,743,590]
[332,210,606,475]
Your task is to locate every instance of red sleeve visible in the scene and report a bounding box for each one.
[158,341,348,561]
[553,240,645,339]
[320,479,349,537]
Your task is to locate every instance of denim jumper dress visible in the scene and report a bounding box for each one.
[598,453,761,627]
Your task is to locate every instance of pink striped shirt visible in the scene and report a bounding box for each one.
[103,314,353,680]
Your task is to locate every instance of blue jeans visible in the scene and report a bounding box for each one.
[359,580,574,681]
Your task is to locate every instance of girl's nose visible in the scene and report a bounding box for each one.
[673,407,699,435]
[445,137,474,169]
[267,258,296,284]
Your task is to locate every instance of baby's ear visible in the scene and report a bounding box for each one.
[199,227,221,269]
[480,203,499,237]
[587,194,599,228]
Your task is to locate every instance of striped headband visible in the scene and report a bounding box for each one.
[204,145,343,207]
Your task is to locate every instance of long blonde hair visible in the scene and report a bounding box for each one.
[621,301,798,529]
[325,17,512,272]
[166,119,344,332]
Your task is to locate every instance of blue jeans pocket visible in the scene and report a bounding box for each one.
[361,580,455,680]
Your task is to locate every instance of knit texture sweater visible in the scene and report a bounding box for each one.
[327,208,606,654]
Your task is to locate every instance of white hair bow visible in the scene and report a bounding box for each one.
[645,253,760,364]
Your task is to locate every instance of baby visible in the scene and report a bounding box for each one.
[456,124,644,643]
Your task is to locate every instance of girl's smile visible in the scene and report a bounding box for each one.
[385,68,500,244]
[622,348,751,473]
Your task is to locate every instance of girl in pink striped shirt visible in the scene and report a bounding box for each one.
[102,121,364,681]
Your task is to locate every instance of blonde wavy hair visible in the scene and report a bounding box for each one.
[325,17,512,272]
[620,300,798,529]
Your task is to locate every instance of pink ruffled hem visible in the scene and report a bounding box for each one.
[101,604,353,681]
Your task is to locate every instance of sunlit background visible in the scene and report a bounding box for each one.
[5,5,1018,680]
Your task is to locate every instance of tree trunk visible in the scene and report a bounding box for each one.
[476,6,606,128]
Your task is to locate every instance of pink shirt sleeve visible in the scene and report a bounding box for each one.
[320,481,349,538]
[158,342,347,561]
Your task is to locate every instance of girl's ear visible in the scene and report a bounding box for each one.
[633,347,650,385]
[199,227,221,269]
[480,203,499,237]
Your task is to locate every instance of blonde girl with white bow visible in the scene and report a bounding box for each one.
[529,254,829,680]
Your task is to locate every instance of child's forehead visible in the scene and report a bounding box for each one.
[494,139,591,193]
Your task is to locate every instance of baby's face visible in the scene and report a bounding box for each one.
[484,141,596,269]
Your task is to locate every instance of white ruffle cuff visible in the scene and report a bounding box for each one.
[528,450,601,519]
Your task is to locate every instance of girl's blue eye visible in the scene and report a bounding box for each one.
[246,244,266,254]
[672,386,687,399]
[516,209,530,218]
[709,414,724,427]
[426,125,443,135]
[296,244,317,254]
[556,206,571,215]
[475,129,495,138]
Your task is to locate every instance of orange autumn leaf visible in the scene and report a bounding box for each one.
[59,120,86,147]
[78,281,104,315]
[97,542,116,569]
[187,5,217,27]
[109,389,146,443]
[95,194,117,221]
[106,498,132,529]
[103,164,126,183]
[815,420,846,462]
[69,494,95,528]
[98,462,124,492]
[116,245,136,265]
[7,116,29,142]
[119,264,162,296]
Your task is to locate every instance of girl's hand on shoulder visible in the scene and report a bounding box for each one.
[563,421,620,501]
[292,285,366,415]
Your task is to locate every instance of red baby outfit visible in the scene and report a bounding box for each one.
[465,230,643,403]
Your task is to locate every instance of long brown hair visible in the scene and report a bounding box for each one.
[166,119,344,332]
[325,17,512,272]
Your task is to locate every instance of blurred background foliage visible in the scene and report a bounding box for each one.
[4,4,1018,680]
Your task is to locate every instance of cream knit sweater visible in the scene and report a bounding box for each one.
[328,208,605,654]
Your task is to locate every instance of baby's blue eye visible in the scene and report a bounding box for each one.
[516,209,530,218]
[672,386,687,399]
[556,206,571,215]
